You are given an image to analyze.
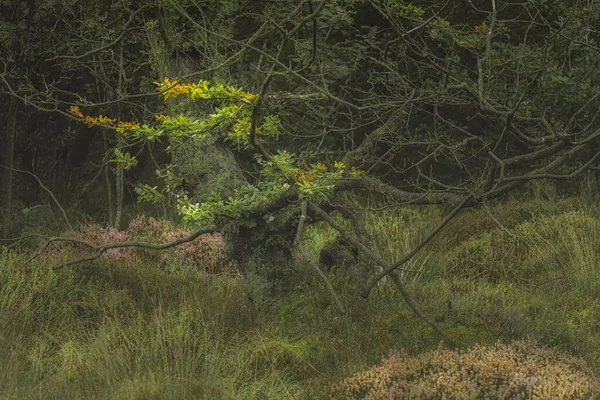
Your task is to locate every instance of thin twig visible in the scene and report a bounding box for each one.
[295,200,345,314]
[0,164,73,231]
[46,7,146,61]
[482,200,514,237]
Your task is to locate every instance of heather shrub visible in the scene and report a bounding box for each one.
[41,216,234,273]
[43,224,132,261]
[127,216,234,273]
[331,340,600,399]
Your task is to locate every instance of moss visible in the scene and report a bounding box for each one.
[172,137,246,204]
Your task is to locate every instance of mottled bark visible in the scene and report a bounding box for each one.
[223,221,297,303]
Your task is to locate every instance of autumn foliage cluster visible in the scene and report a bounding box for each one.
[330,340,600,399]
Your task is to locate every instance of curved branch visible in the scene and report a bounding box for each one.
[501,141,566,166]
[356,177,464,205]
[501,151,600,183]
[295,199,345,314]
[357,194,473,297]
[45,7,146,62]
[308,202,458,346]
[28,226,215,269]
[0,164,73,231]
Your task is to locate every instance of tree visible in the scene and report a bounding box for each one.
[7,0,600,343]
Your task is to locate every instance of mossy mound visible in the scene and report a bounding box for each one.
[444,211,600,286]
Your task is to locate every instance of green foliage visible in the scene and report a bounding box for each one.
[134,184,165,204]
[176,181,289,224]
[110,149,138,170]
[261,151,296,182]
[146,78,274,148]
[125,79,360,223]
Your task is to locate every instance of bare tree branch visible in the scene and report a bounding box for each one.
[308,202,459,346]
[45,7,146,62]
[0,164,73,231]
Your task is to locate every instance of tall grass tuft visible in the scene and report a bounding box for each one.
[0,248,302,399]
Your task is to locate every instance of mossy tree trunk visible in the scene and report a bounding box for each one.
[152,46,297,296]
[223,218,298,304]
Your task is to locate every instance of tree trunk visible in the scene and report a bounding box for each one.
[113,42,125,230]
[223,222,297,305]
[114,161,124,229]
[1,99,18,238]
[102,130,115,225]
[151,27,296,298]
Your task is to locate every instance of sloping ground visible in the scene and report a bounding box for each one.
[445,211,600,286]
[3,190,600,398]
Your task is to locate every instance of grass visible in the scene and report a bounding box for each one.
[3,182,600,398]
[0,252,265,399]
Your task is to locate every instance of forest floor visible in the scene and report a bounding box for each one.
[2,185,600,399]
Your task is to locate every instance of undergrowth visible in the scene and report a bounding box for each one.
[2,183,600,398]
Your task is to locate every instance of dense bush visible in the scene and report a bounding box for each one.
[331,340,600,399]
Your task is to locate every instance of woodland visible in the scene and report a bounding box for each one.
[2,0,600,398]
